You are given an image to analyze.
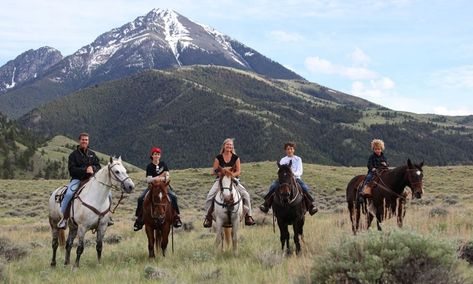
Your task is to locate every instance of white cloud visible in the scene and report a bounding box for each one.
[432,106,472,116]
[305,56,377,80]
[349,47,371,67]
[351,78,395,99]
[267,30,304,43]
[431,65,473,90]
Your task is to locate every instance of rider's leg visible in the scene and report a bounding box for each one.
[168,185,182,228]
[133,187,149,231]
[58,179,80,229]
[236,182,255,226]
[107,191,114,226]
[359,172,374,201]
[296,178,318,215]
[260,181,278,213]
[203,180,219,228]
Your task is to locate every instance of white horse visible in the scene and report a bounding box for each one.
[213,168,243,254]
[48,156,135,268]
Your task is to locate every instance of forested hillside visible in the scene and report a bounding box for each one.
[19,66,473,169]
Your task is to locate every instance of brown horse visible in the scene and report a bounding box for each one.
[346,159,424,234]
[143,179,174,258]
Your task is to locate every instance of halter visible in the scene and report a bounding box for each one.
[405,168,423,194]
[150,188,170,220]
[215,177,241,209]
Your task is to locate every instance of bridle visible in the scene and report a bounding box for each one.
[215,175,241,209]
[94,162,132,192]
[405,168,423,196]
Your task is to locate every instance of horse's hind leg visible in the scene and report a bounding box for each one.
[50,228,59,267]
[65,226,78,266]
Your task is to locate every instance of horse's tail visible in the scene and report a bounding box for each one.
[224,227,232,249]
[58,229,66,248]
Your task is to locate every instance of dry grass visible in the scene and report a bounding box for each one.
[1,162,473,283]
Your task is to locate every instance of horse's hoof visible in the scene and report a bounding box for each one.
[50,262,56,267]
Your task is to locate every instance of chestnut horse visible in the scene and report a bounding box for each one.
[272,161,306,255]
[346,159,424,234]
[143,179,174,258]
[213,167,243,254]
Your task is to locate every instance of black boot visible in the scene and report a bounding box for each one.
[259,193,274,213]
[133,216,143,231]
[303,191,318,215]
[173,215,182,228]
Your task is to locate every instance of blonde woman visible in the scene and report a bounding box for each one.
[203,138,255,227]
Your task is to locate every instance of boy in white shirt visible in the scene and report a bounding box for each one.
[259,142,318,215]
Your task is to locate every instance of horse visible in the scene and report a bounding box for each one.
[142,179,174,258]
[48,156,135,267]
[213,167,243,254]
[272,161,306,255]
[346,158,424,234]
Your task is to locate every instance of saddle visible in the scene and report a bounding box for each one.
[54,179,91,219]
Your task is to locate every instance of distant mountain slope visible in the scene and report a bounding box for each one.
[0,8,302,118]
[19,66,473,168]
[0,47,63,94]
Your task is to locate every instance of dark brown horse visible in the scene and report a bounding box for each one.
[346,159,424,234]
[272,161,306,255]
[143,179,174,258]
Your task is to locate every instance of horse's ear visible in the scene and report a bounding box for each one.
[419,160,424,168]
[109,156,113,164]
[288,160,292,167]
[118,156,122,162]
[407,158,413,168]
[277,161,281,168]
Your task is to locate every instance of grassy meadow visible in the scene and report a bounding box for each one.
[1,161,473,283]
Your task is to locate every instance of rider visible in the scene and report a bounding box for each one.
[133,147,182,231]
[259,142,318,215]
[58,132,104,229]
[358,139,389,202]
[203,138,256,228]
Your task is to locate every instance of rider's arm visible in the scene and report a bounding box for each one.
[90,152,101,172]
[211,158,219,175]
[232,158,241,178]
[292,157,303,178]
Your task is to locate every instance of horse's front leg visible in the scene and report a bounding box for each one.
[293,218,304,255]
[74,226,87,268]
[215,219,224,252]
[96,222,108,263]
[160,226,169,257]
[65,225,78,266]
[231,216,239,255]
[145,225,155,258]
[277,220,290,254]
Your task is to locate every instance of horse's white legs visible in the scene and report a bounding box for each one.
[215,219,224,252]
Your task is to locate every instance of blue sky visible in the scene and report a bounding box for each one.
[1,0,472,115]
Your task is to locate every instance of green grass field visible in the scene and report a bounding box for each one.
[1,162,473,283]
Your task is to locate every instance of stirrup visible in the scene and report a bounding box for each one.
[245,215,255,226]
[57,218,67,229]
[203,216,212,228]
[133,218,143,231]
[173,216,182,228]
[259,203,269,213]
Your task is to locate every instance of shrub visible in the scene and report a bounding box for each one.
[429,207,449,218]
[0,237,27,262]
[459,241,473,264]
[312,229,464,284]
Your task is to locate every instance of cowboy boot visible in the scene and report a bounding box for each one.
[303,191,318,215]
[203,202,214,228]
[173,215,182,228]
[133,215,144,231]
[57,216,67,229]
[259,193,274,213]
[245,214,256,226]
